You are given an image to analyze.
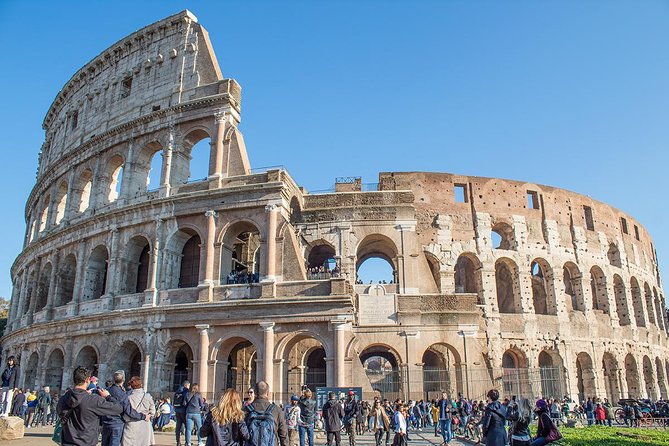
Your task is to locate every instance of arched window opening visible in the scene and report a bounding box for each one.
[39,196,50,232]
[630,278,645,327]
[644,283,656,325]
[54,182,68,225]
[187,137,211,183]
[455,255,479,294]
[222,224,261,284]
[56,254,77,306]
[495,258,521,314]
[491,223,515,250]
[179,235,201,288]
[613,275,631,326]
[35,263,52,311]
[84,246,109,300]
[307,243,338,280]
[607,244,622,268]
[590,266,609,314]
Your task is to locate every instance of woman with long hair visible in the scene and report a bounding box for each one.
[508,398,532,446]
[200,388,250,446]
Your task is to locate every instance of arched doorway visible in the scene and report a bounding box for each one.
[360,345,402,401]
[576,352,596,402]
[45,349,65,391]
[624,354,640,399]
[422,344,462,400]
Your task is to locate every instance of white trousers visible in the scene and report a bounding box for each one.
[0,387,14,416]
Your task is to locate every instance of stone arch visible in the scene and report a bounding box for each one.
[656,357,667,399]
[531,258,557,315]
[607,243,622,268]
[103,154,125,203]
[624,354,640,398]
[163,228,202,289]
[129,141,163,196]
[613,275,631,326]
[630,277,645,327]
[495,257,521,313]
[75,345,99,376]
[538,349,565,399]
[642,355,656,400]
[455,253,482,296]
[35,262,52,311]
[54,180,68,225]
[602,352,621,403]
[422,343,463,398]
[83,245,109,300]
[24,352,39,389]
[643,283,656,325]
[575,352,597,402]
[590,266,609,314]
[45,348,65,391]
[563,262,585,312]
[501,348,530,397]
[119,235,151,294]
[74,168,93,213]
[356,234,399,284]
[107,340,143,382]
[55,254,77,306]
[491,222,516,250]
[220,220,261,284]
[359,344,403,400]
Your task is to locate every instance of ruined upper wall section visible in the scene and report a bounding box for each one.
[38,10,223,176]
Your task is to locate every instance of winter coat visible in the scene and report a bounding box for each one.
[201,413,250,446]
[322,399,344,432]
[57,387,123,446]
[481,401,507,446]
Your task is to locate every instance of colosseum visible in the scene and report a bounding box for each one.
[2,10,667,404]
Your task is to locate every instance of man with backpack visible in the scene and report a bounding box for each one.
[322,391,344,446]
[245,381,287,446]
[173,380,190,446]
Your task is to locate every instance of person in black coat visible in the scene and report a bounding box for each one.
[481,389,507,446]
[322,392,344,446]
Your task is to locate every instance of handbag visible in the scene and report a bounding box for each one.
[545,420,562,442]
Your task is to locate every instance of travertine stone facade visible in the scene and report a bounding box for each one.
[3,10,668,403]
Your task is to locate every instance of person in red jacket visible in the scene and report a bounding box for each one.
[594,403,606,425]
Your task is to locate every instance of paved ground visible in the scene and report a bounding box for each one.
[4,425,469,445]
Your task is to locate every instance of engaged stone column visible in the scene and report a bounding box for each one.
[263,205,279,282]
[196,324,210,399]
[332,318,348,387]
[260,322,275,394]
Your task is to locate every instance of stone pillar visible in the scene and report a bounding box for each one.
[332,318,348,387]
[260,322,275,395]
[198,211,217,302]
[263,205,279,282]
[159,127,175,198]
[196,324,210,399]
[145,219,163,306]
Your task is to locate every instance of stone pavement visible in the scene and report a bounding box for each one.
[4,425,470,446]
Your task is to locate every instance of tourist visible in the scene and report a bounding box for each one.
[201,388,250,446]
[298,388,316,446]
[508,398,532,446]
[343,391,359,446]
[369,400,389,446]
[122,376,154,446]
[392,403,407,446]
[322,391,344,446]
[481,389,506,446]
[57,366,124,446]
[174,380,190,446]
[436,392,453,444]
[244,381,287,446]
[101,370,146,446]
[185,383,205,446]
[0,356,18,417]
[531,399,558,446]
[285,395,301,446]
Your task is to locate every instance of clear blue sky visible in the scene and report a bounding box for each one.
[0,1,667,298]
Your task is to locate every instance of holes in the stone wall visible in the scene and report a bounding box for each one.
[454,184,468,203]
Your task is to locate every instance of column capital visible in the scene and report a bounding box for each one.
[205,210,217,219]
[259,321,275,331]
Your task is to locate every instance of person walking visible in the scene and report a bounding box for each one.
[298,388,316,446]
[186,383,205,446]
[101,370,146,446]
[244,381,287,446]
[322,391,344,446]
[201,388,250,446]
[481,389,507,446]
[285,395,301,446]
[369,400,389,446]
[508,398,532,446]
[121,376,154,446]
[57,366,124,446]
[0,356,18,417]
[344,391,360,446]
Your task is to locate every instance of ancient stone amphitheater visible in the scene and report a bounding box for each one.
[3,10,667,404]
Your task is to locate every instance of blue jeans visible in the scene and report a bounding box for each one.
[186,412,203,445]
[101,424,123,446]
[531,437,550,446]
[439,419,452,443]
[299,424,315,446]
